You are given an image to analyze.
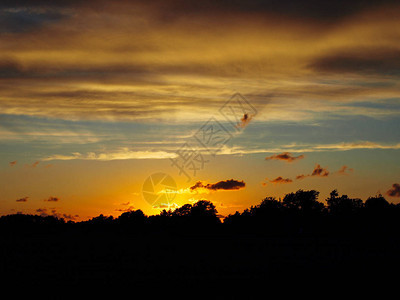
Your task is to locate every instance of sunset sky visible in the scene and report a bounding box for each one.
[1,0,400,221]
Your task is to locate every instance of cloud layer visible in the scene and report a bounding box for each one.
[0,1,399,124]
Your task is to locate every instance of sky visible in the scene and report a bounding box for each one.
[1,0,400,221]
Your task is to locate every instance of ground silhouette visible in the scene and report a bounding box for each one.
[1,191,400,287]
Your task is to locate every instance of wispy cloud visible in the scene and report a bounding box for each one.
[336,165,354,175]
[312,141,400,151]
[43,148,177,161]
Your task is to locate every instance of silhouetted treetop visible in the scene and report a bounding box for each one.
[326,189,363,215]
[282,190,323,212]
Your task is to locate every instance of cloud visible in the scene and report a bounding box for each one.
[31,161,40,168]
[189,179,245,192]
[35,207,78,220]
[36,208,48,217]
[295,164,329,180]
[387,183,400,197]
[152,202,179,209]
[312,141,400,151]
[220,141,400,157]
[16,196,28,202]
[0,6,71,34]
[235,113,253,129]
[62,214,79,221]
[115,206,135,212]
[265,152,305,162]
[0,0,399,126]
[311,164,329,177]
[43,149,177,161]
[337,165,354,175]
[268,176,293,184]
[9,161,17,166]
[310,48,400,76]
[44,196,59,202]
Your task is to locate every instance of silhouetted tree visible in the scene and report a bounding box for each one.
[250,197,282,216]
[88,214,114,225]
[365,194,389,211]
[172,204,192,217]
[190,200,218,218]
[117,209,146,225]
[326,189,363,215]
[282,190,323,213]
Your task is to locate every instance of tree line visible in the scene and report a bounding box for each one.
[1,189,399,235]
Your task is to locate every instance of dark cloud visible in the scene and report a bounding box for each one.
[310,48,400,76]
[115,206,135,212]
[44,196,59,202]
[36,208,48,217]
[62,213,79,221]
[387,183,400,197]
[0,7,71,34]
[295,164,329,180]
[190,179,245,191]
[0,59,151,80]
[16,196,28,202]
[0,59,25,78]
[146,0,399,23]
[2,0,397,27]
[9,160,17,166]
[35,207,77,220]
[311,164,329,177]
[269,176,293,184]
[265,152,304,162]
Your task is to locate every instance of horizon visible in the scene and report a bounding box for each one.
[1,0,400,222]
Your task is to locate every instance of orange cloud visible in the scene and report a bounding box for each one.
[337,165,354,175]
[311,164,329,177]
[295,164,329,180]
[236,113,253,129]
